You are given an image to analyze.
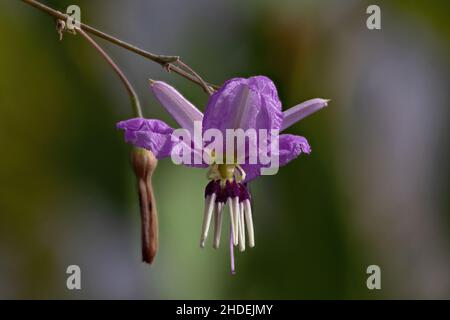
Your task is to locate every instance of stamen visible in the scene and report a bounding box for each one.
[225,180,240,246]
[200,193,216,248]
[204,180,216,198]
[232,196,240,246]
[215,181,227,204]
[213,202,223,249]
[203,175,253,273]
[230,225,236,275]
[244,199,255,248]
[228,197,236,244]
[238,202,245,252]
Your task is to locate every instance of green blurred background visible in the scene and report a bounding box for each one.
[0,0,448,299]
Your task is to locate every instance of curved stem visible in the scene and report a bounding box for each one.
[77,27,143,118]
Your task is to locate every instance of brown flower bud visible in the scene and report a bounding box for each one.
[131,147,158,264]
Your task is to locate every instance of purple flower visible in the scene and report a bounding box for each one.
[117,76,328,273]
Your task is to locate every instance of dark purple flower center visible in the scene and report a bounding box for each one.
[204,180,251,203]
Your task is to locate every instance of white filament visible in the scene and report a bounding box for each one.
[200,193,216,247]
[232,197,240,246]
[228,198,236,245]
[238,202,245,252]
[213,203,223,249]
[244,199,254,247]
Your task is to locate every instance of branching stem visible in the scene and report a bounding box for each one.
[21,0,218,95]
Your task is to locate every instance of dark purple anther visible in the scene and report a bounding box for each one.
[238,183,250,202]
[226,180,239,199]
[204,180,216,198]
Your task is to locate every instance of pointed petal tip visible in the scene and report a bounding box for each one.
[148,79,167,88]
[281,97,330,131]
[313,98,331,107]
[149,79,204,133]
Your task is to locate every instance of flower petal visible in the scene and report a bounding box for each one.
[239,134,311,182]
[150,80,203,135]
[278,134,311,166]
[203,76,283,134]
[117,118,175,159]
[240,163,262,183]
[281,98,329,131]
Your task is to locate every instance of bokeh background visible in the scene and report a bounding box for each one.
[0,0,448,299]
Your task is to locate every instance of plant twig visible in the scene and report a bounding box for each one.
[176,60,214,95]
[21,0,219,94]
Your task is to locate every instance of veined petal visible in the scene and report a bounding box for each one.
[239,134,311,182]
[117,118,175,159]
[150,80,203,135]
[281,98,329,131]
[203,76,283,134]
[278,134,311,166]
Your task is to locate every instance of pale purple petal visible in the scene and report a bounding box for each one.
[117,118,175,159]
[150,80,203,135]
[278,134,311,166]
[240,163,263,183]
[202,76,283,134]
[240,134,311,182]
[281,98,329,131]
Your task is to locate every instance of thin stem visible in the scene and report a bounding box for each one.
[77,27,143,118]
[21,0,219,94]
[22,0,177,64]
[176,60,214,95]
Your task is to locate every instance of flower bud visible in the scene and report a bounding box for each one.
[131,147,158,264]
